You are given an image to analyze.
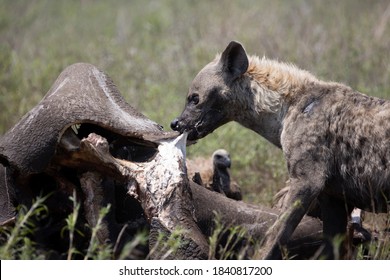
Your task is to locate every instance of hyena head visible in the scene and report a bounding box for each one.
[171,41,249,141]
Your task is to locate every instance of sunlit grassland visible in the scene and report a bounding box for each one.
[1,0,389,206]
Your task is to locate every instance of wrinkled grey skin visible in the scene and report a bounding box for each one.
[0,62,176,230]
[0,63,170,176]
[171,41,390,259]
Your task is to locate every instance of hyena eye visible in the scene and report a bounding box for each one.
[188,93,199,105]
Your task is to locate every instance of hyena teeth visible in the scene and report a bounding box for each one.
[194,120,202,128]
[71,124,81,135]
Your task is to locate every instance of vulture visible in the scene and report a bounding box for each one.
[187,149,242,200]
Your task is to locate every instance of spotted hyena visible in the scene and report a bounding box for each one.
[171,41,390,259]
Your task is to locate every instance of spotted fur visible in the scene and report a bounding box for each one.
[171,41,390,259]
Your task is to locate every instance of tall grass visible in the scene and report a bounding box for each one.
[0,195,49,259]
[208,212,252,260]
[0,193,148,260]
[62,191,81,260]
[1,196,388,259]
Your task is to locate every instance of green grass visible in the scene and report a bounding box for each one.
[1,0,389,205]
[0,195,49,260]
[2,195,388,260]
[0,193,148,260]
[1,0,390,259]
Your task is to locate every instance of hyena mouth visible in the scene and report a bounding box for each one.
[187,122,203,141]
[194,120,202,132]
[180,118,206,141]
[188,110,224,140]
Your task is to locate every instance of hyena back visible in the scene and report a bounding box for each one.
[171,41,390,259]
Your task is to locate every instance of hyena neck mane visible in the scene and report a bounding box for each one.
[245,55,322,110]
[233,55,322,147]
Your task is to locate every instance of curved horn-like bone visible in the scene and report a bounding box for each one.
[0,63,177,175]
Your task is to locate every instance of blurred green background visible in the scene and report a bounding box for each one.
[1,0,389,205]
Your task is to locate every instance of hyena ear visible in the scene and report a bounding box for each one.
[219,41,249,80]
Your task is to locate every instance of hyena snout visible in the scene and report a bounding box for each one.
[170,118,189,133]
[171,117,195,134]
[170,118,180,131]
